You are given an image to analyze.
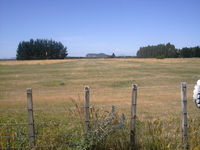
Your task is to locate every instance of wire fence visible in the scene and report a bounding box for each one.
[0,84,200,149]
[0,84,195,95]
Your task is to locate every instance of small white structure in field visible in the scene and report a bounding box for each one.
[193,80,200,108]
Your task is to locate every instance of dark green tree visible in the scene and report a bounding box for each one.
[16,39,68,60]
[180,47,192,58]
[193,46,200,57]
[111,53,116,58]
[136,43,178,58]
[180,46,200,58]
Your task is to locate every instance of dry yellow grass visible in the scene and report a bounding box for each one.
[0,58,199,65]
[0,59,76,65]
[0,58,199,116]
[0,58,200,149]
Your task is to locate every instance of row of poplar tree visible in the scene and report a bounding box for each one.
[16,39,199,60]
[16,39,67,60]
[136,43,200,58]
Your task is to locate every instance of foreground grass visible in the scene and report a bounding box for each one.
[0,58,200,149]
[0,101,199,149]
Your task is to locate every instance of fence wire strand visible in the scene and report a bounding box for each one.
[0,84,195,95]
[0,84,199,150]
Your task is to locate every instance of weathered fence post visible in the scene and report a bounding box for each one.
[130,84,137,150]
[84,86,90,134]
[181,82,189,150]
[27,88,35,148]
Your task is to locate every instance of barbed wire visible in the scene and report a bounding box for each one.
[0,135,28,138]
[0,146,27,150]
[142,134,182,139]
[0,112,199,127]
[35,133,73,137]
[0,103,199,113]
[0,84,195,95]
[0,100,25,102]
[0,131,198,140]
[0,108,27,111]
[0,144,75,149]
[0,96,182,103]
[0,120,85,126]
[1,130,199,140]
[0,122,28,126]
[0,132,82,139]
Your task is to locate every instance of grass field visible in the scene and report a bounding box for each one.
[0,58,200,149]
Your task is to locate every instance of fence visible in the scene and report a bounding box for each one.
[0,83,200,149]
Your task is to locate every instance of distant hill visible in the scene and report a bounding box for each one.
[0,57,16,60]
[86,53,110,58]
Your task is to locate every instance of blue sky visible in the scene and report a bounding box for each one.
[0,0,199,58]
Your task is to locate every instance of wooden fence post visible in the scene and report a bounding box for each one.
[27,88,35,148]
[84,86,90,134]
[130,84,137,150]
[181,82,189,150]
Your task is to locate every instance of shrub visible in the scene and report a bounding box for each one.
[156,55,165,59]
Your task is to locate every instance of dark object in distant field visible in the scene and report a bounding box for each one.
[59,82,65,86]
[156,55,165,59]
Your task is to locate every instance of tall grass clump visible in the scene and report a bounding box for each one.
[0,98,200,149]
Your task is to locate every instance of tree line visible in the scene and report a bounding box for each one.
[16,39,68,60]
[16,39,199,60]
[178,47,200,58]
[137,43,200,58]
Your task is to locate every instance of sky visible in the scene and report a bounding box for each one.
[0,0,200,58]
